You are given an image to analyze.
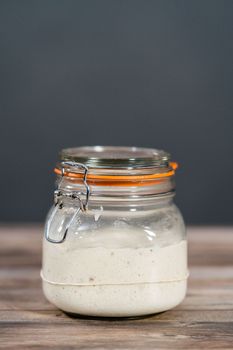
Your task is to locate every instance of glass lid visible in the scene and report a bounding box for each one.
[60,146,171,169]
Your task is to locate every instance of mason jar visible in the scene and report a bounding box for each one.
[41,146,188,317]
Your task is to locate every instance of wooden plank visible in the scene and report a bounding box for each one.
[0,225,233,349]
[1,320,233,349]
[1,309,233,323]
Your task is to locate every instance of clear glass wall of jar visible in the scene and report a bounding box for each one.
[41,146,188,317]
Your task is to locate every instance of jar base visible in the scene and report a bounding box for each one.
[43,280,187,317]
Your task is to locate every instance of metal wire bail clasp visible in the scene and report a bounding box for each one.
[45,161,90,244]
[59,161,90,211]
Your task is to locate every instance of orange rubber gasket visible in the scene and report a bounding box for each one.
[53,162,178,187]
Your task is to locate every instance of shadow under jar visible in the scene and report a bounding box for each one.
[41,146,188,317]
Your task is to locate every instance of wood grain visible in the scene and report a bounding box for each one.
[0,225,233,349]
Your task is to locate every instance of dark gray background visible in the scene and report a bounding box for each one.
[0,0,232,224]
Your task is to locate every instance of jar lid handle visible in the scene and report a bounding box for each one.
[44,161,90,244]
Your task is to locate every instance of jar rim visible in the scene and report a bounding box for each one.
[56,146,177,187]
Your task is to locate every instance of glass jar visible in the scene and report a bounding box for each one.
[41,146,188,317]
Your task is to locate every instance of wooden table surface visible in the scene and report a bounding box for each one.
[0,225,233,349]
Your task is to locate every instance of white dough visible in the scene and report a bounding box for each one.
[42,229,187,317]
